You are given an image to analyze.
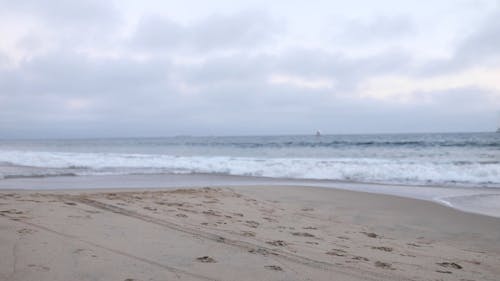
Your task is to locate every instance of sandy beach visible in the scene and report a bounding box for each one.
[1,185,499,281]
[3,0,500,280]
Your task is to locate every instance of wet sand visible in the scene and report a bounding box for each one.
[1,185,499,281]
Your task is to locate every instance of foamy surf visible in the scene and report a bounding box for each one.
[0,150,499,187]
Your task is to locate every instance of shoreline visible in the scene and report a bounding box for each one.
[1,173,500,218]
[1,184,499,280]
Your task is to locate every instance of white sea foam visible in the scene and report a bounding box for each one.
[1,150,499,187]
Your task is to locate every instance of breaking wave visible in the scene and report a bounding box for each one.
[1,150,499,187]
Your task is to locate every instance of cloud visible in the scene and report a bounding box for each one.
[0,51,171,97]
[455,8,500,63]
[190,11,282,50]
[334,16,415,44]
[130,11,283,52]
[0,0,120,28]
[131,16,184,51]
[15,34,44,52]
[0,2,499,137]
[359,67,500,104]
[0,52,9,67]
[420,6,500,74]
[273,48,412,92]
[181,53,272,86]
[269,74,335,90]
[0,51,177,134]
[2,42,497,137]
[0,0,123,63]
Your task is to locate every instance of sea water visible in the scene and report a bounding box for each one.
[1,133,499,187]
[1,133,499,216]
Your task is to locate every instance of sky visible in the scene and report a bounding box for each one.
[0,0,499,138]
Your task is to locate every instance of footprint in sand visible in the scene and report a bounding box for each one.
[361,232,378,238]
[265,265,283,271]
[68,215,92,219]
[262,217,277,222]
[202,210,221,217]
[196,256,216,263]
[371,246,393,252]
[266,240,287,246]
[178,207,199,214]
[166,202,184,207]
[241,231,256,237]
[326,249,347,257]
[73,248,98,257]
[374,261,394,270]
[244,220,260,228]
[248,248,272,256]
[0,209,24,215]
[291,232,315,237]
[436,262,462,269]
[17,228,36,235]
[352,256,369,261]
[303,226,318,230]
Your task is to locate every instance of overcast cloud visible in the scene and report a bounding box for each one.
[0,0,499,138]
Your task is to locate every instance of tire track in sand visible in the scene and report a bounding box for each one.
[69,195,394,281]
[0,215,217,281]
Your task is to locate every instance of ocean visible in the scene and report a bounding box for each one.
[1,132,499,187]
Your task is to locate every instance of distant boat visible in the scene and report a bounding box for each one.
[497,128,500,133]
[316,130,321,137]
